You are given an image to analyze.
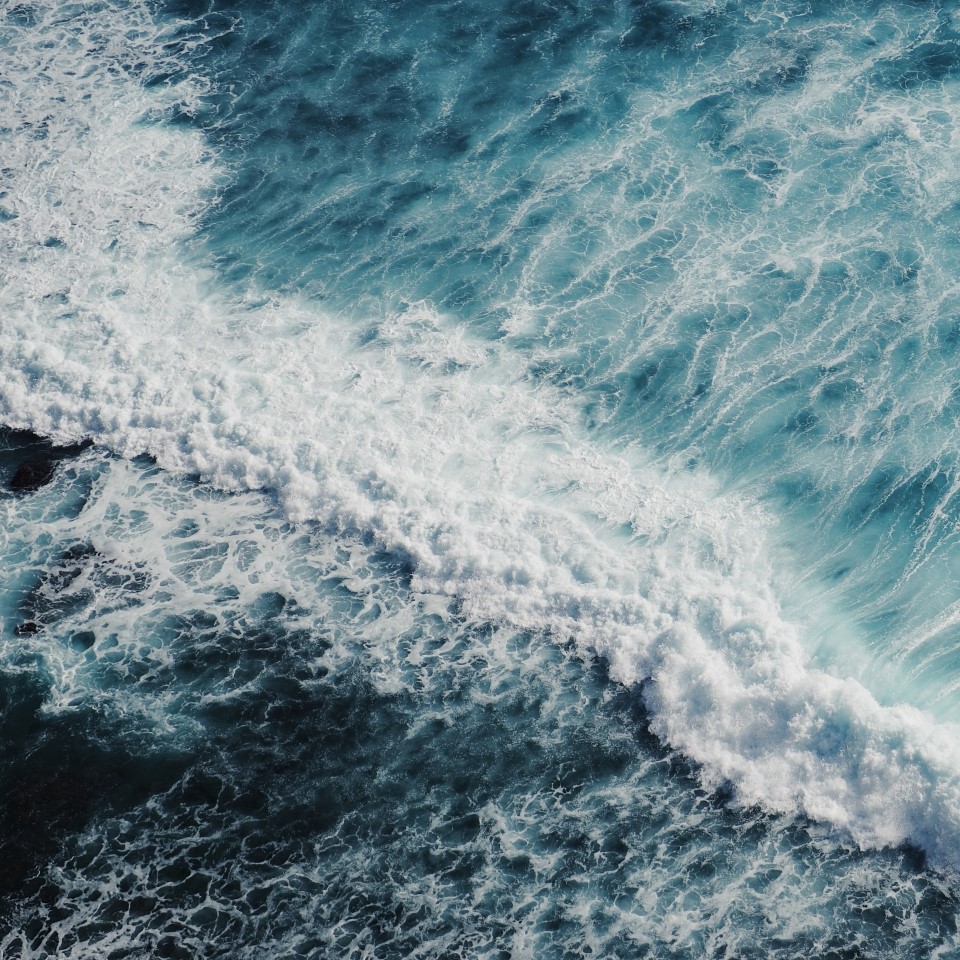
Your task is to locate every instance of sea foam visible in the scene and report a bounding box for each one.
[4,0,960,870]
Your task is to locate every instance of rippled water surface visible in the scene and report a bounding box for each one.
[5,0,960,956]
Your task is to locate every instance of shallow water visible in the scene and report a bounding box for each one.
[5,0,960,955]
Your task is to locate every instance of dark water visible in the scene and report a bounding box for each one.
[1,432,957,958]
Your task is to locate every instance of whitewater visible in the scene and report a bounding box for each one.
[5,0,960,956]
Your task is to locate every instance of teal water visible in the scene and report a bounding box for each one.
[5,0,960,955]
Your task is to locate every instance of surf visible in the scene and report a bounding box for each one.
[7,0,960,891]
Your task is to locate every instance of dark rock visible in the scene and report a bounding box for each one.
[1,429,93,494]
[0,427,90,456]
[14,622,38,636]
[0,427,48,448]
[9,458,56,492]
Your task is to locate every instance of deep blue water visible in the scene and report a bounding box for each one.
[5,0,960,956]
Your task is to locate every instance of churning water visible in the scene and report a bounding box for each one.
[4,0,960,956]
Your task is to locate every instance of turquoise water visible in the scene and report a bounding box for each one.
[5,0,960,955]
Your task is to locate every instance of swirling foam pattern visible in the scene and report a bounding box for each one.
[4,0,960,955]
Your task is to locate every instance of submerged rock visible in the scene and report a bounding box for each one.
[2,429,93,494]
[9,457,56,491]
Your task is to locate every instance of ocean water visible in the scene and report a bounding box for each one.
[4,0,960,955]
